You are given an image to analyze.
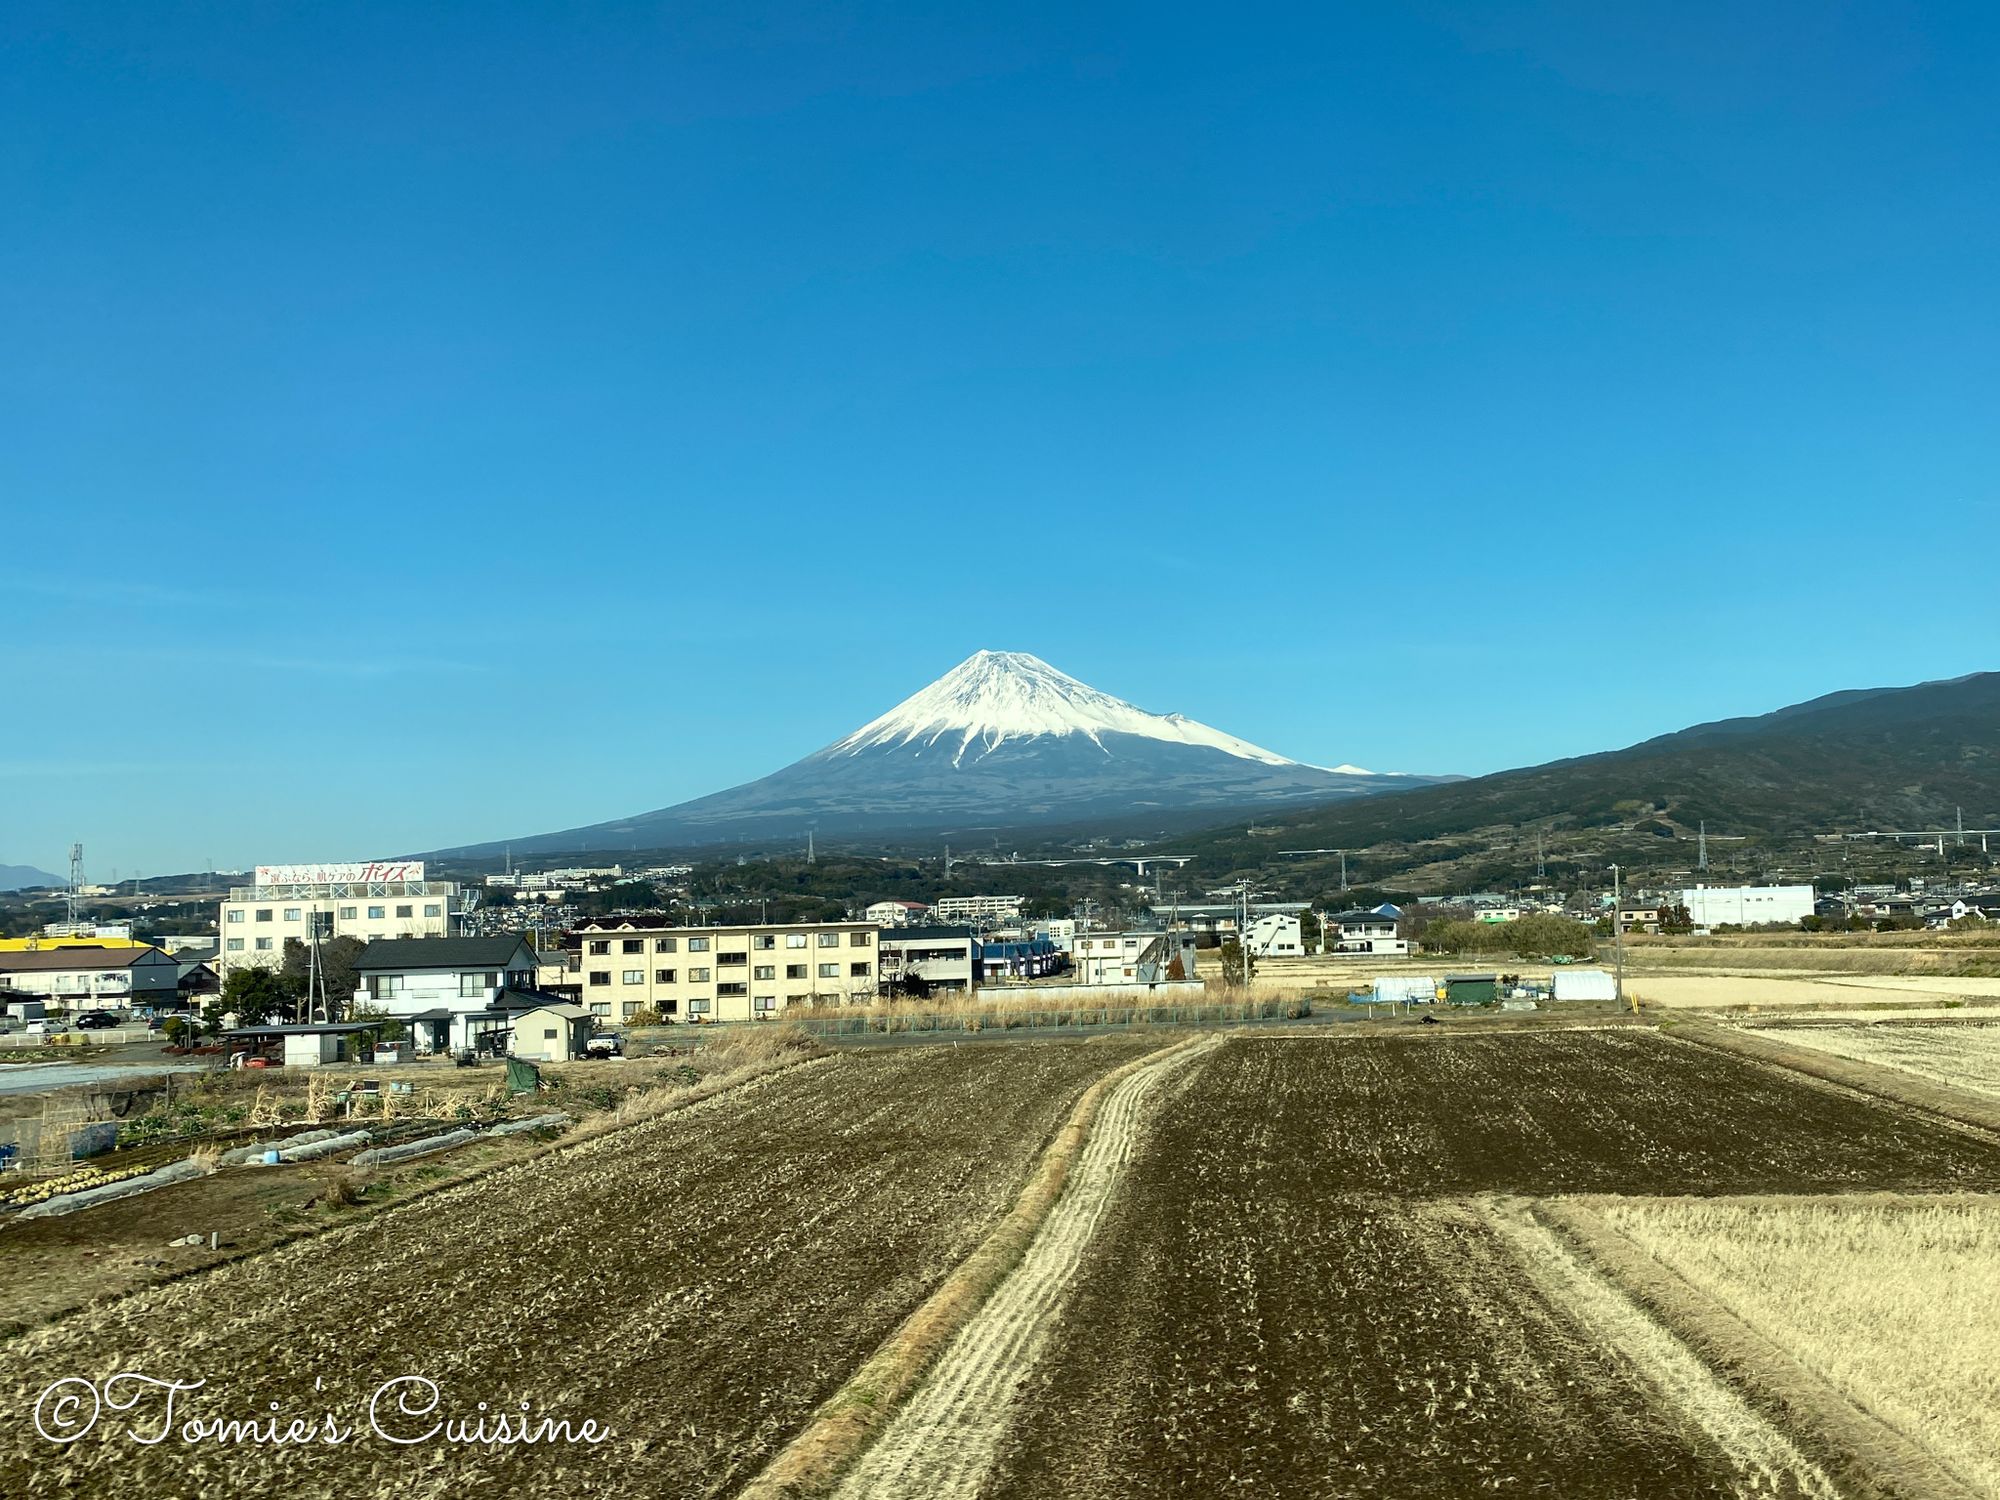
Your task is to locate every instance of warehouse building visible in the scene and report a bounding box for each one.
[0,946,181,1008]
[1680,884,1815,929]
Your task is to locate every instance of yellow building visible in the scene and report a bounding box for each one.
[565,917,878,1023]
[0,934,149,953]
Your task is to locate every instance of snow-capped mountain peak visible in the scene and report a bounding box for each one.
[826,650,1317,769]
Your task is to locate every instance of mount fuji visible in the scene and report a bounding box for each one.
[445,651,1446,856]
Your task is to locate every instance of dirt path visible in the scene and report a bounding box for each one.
[829,1036,1216,1500]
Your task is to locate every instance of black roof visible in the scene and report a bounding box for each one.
[1329,909,1395,924]
[880,925,977,942]
[355,936,535,973]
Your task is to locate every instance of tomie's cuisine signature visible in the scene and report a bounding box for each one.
[33,1375,611,1447]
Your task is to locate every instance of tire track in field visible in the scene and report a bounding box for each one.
[830,1036,1216,1500]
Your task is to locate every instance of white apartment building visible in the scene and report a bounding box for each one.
[931,895,1024,924]
[218,861,463,974]
[567,917,880,1023]
[1329,909,1410,956]
[1681,884,1815,929]
[864,900,933,927]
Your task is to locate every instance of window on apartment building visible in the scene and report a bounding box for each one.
[338,906,357,920]
[622,939,643,954]
[226,937,244,952]
[396,905,413,918]
[688,937,710,952]
[785,934,807,948]
[424,904,441,918]
[622,1001,642,1019]
[283,908,301,922]
[588,940,610,956]
[655,938,676,953]
[256,909,272,922]
[588,971,610,986]
[753,934,776,951]
[226,909,243,923]
[718,952,746,966]
[368,905,385,919]
[786,964,807,980]
[753,965,775,980]
[850,962,870,977]
[818,963,839,978]
[689,967,711,982]
[688,999,711,1015]
[255,937,272,951]
[817,932,839,948]
[589,1006,608,1018]
[850,932,872,947]
[753,996,777,1013]
[622,970,644,985]
[662,999,679,1015]
[787,993,807,1005]
[655,968,676,983]
[717,982,747,997]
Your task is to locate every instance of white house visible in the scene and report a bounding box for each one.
[0,946,182,1008]
[353,935,554,1055]
[1072,931,1198,985]
[1242,913,1303,958]
[1328,910,1409,956]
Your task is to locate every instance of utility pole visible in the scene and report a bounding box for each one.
[66,843,84,928]
[1611,863,1630,1014]
[1339,851,1348,893]
[1697,822,1708,874]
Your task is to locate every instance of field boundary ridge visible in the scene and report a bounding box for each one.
[1536,1196,1983,1500]
[1668,1020,2000,1137]
[737,1034,1211,1499]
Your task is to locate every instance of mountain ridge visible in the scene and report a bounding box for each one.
[436,650,1440,859]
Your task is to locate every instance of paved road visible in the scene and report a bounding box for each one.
[0,1054,208,1096]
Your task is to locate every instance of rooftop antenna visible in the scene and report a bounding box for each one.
[66,843,84,927]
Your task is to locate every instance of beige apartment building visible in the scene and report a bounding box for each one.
[566,917,878,1023]
[218,862,463,974]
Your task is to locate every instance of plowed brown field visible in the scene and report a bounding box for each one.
[981,1030,2000,1498]
[0,1039,1152,1500]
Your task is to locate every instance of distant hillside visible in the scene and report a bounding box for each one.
[0,864,61,892]
[1173,672,2000,873]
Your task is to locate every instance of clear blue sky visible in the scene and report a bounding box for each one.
[3,2,1995,876]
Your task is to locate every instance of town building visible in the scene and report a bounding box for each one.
[977,937,1065,980]
[1327,909,1410,956]
[864,900,933,927]
[1243,913,1304,958]
[511,1003,592,1062]
[218,861,464,974]
[931,895,1025,924]
[351,935,566,1055]
[1680,884,1815,929]
[877,926,981,993]
[564,916,879,1023]
[1072,931,1199,985]
[0,946,181,1008]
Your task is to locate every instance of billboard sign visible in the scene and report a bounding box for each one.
[255,861,426,887]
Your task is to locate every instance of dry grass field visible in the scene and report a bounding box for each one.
[0,1038,1152,1500]
[1747,1021,2000,1101]
[1595,1195,2000,1498]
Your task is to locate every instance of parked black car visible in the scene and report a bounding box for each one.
[76,1011,122,1030]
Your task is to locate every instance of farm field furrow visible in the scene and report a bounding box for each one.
[981,1031,2000,1499]
[0,1038,1153,1500]
[1596,1195,2000,1499]
[1748,1021,2000,1102]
